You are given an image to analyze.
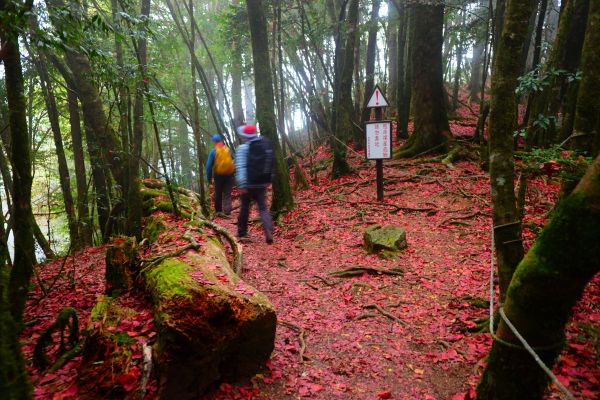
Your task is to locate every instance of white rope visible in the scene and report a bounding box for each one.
[489,224,575,400]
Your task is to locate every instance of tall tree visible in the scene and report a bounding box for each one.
[361,0,381,134]
[331,0,359,178]
[395,0,410,139]
[0,0,35,393]
[387,0,398,105]
[394,2,450,158]
[488,0,536,302]
[572,0,600,157]
[30,50,80,248]
[66,85,93,246]
[246,0,294,214]
[476,151,600,399]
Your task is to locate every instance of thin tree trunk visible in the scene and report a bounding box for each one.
[30,50,80,249]
[572,0,600,157]
[361,0,382,133]
[189,0,209,216]
[231,0,245,127]
[396,0,410,139]
[387,0,398,105]
[332,0,359,178]
[1,0,36,329]
[488,0,535,302]
[66,85,93,245]
[246,0,294,214]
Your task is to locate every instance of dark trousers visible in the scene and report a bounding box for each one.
[214,174,233,214]
[237,187,273,239]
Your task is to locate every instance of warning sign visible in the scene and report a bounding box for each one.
[365,121,392,160]
[366,85,389,108]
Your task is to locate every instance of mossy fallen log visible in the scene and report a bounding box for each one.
[140,181,276,398]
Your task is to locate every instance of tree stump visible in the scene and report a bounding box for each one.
[105,236,138,297]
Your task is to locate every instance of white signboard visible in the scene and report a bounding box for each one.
[365,121,392,160]
[366,85,389,108]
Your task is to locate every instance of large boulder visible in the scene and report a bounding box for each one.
[363,224,408,253]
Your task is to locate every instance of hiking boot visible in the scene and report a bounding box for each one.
[266,233,273,244]
[237,234,251,243]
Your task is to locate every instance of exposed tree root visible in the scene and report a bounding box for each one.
[33,307,80,370]
[192,217,243,276]
[278,320,309,362]
[439,211,489,226]
[329,266,404,278]
[363,304,406,326]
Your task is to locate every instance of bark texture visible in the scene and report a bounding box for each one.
[246,0,294,213]
[477,152,600,399]
[572,0,600,157]
[331,0,359,177]
[488,0,536,302]
[394,3,450,158]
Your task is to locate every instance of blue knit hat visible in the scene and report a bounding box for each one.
[211,134,222,142]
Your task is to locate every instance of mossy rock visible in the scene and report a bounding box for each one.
[364,224,408,254]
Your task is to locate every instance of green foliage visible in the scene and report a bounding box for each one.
[516,145,592,181]
[516,67,582,96]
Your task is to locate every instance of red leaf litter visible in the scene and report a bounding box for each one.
[22,98,598,399]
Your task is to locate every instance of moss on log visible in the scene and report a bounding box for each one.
[140,180,276,398]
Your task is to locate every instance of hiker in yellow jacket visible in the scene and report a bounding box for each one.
[206,134,235,216]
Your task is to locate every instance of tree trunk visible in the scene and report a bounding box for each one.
[477,152,600,399]
[2,5,36,326]
[394,3,450,158]
[526,0,589,147]
[0,0,34,394]
[452,8,466,111]
[246,0,294,214]
[470,0,487,101]
[396,0,410,139]
[489,0,536,302]
[66,86,93,246]
[361,0,381,133]
[331,0,359,178]
[124,0,150,239]
[387,0,398,105]
[31,51,79,249]
[46,0,126,239]
[572,0,600,157]
[188,0,209,217]
[231,0,245,127]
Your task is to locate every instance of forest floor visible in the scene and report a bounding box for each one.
[21,111,599,399]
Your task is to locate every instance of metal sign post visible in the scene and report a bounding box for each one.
[365,85,391,201]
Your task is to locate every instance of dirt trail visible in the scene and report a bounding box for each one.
[209,156,495,399]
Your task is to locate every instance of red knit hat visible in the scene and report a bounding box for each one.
[237,124,257,139]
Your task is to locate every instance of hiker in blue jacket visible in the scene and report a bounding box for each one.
[235,124,274,244]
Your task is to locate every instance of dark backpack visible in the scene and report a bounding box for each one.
[247,137,274,185]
